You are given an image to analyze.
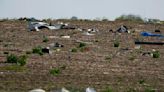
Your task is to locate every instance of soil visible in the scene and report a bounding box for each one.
[0,20,164,92]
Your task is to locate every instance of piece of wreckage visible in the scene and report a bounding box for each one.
[28,22,75,31]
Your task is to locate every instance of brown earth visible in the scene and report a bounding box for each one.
[0,20,164,92]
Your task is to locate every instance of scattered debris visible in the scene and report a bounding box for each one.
[28,22,68,31]
[50,42,64,48]
[134,45,141,49]
[50,87,70,92]
[86,87,96,92]
[142,52,153,57]
[61,88,70,92]
[42,47,51,54]
[140,32,164,37]
[61,36,70,39]
[75,40,93,44]
[135,41,164,45]
[29,89,45,92]
[83,32,95,36]
[87,28,99,32]
[154,29,161,33]
[117,25,128,33]
[48,36,59,39]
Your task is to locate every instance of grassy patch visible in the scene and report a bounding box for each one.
[71,48,78,52]
[144,87,156,92]
[50,68,61,76]
[32,46,43,55]
[6,54,27,66]
[43,36,49,42]
[103,87,113,92]
[113,40,120,47]
[78,42,86,48]
[152,51,160,58]
[0,65,27,72]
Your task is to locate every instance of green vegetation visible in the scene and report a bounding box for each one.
[79,47,90,52]
[26,51,32,54]
[43,36,49,42]
[152,51,160,58]
[139,79,145,85]
[0,65,27,72]
[127,88,137,92]
[115,14,143,22]
[144,87,156,92]
[114,40,120,47]
[128,55,136,61]
[71,48,78,52]
[32,46,43,55]
[103,87,113,92]
[6,54,27,66]
[78,42,86,48]
[50,68,61,76]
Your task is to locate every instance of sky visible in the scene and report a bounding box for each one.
[0,0,164,20]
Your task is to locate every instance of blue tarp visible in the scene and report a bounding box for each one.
[141,32,164,37]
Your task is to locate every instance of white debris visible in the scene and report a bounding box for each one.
[134,45,141,49]
[86,87,96,92]
[83,32,95,36]
[48,36,59,39]
[61,88,70,92]
[29,89,45,92]
[61,36,70,39]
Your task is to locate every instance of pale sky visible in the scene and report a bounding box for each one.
[0,0,164,20]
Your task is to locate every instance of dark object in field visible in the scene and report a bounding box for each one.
[55,42,64,47]
[117,25,128,33]
[155,29,161,33]
[135,41,164,45]
[42,47,50,54]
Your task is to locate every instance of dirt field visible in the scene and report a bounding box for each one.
[0,20,164,92]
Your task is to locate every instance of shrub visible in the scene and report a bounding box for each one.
[114,41,120,47]
[17,55,27,66]
[50,68,61,76]
[26,51,32,54]
[71,48,78,52]
[7,54,18,63]
[115,14,143,22]
[152,51,160,58]
[80,47,90,52]
[144,87,156,92]
[43,36,49,42]
[0,65,26,72]
[139,79,145,84]
[103,87,113,92]
[6,54,27,66]
[78,42,86,48]
[32,46,43,55]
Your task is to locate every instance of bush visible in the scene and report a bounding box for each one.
[78,42,86,48]
[7,54,18,63]
[6,54,27,66]
[114,41,120,47]
[43,36,49,42]
[153,51,160,58]
[144,87,156,92]
[71,48,78,52]
[115,14,143,22]
[103,87,113,92]
[32,46,43,55]
[50,68,61,76]
[17,55,27,66]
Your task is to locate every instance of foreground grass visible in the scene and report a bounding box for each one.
[0,65,27,72]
